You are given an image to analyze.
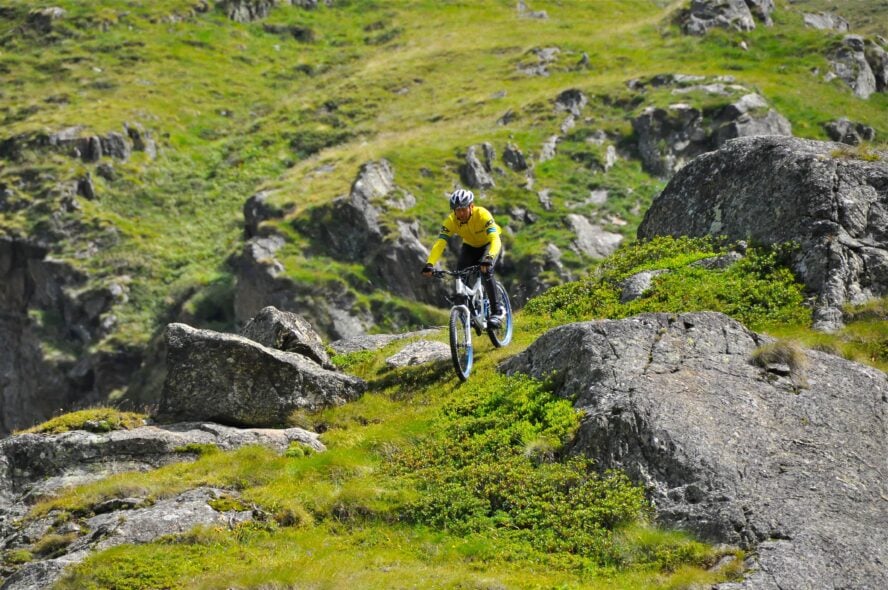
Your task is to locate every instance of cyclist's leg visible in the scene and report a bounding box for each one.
[480,246,503,316]
[457,243,484,271]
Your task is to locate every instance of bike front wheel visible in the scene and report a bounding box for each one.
[487,282,513,348]
[449,306,473,381]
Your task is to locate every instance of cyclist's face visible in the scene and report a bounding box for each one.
[454,204,472,222]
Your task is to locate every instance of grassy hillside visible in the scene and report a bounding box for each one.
[2,0,886,350]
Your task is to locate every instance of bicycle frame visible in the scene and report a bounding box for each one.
[440,266,489,331]
[431,264,513,381]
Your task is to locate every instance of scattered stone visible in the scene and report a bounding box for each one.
[803,12,850,32]
[565,214,623,259]
[554,89,588,116]
[461,144,496,189]
[516,0,547,19]
[619,269,669,302]
[690,251,744,270]
[539,136,559,162]
[329,329,441,354]
[824,118,876,145]
[503,143,529,171]
[25,7,66,35]
[518,47,560,76]
[681,0,757,36]
[829,36,878,99]
[385,340,450,367]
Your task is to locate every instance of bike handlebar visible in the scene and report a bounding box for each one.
[430,265,481,279]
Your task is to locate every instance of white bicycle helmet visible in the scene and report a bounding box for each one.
[449,188,474,210]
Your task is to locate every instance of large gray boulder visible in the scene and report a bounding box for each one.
[638,136,888,330]
[502,311,888,590]
[158,323,365,426]
[240,305,334,369]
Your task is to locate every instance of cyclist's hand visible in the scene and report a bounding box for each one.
[480,255,494,274]
[421,263,434,277]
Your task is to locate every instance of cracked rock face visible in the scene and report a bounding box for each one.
[501,311,888,590]
[638,135,888,331]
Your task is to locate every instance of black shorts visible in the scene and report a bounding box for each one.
[457,243,503,271]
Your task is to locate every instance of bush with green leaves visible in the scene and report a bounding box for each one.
[390,374,713,570]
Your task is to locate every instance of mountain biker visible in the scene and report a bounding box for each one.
[421,189,506,328]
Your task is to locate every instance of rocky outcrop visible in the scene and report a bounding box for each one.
[1,487,253,590]
[243,190,293,239]
[0,420,321,589]
[638,136,888,331]
[220,0,276,23]
[680,0,774,36]
[460,144,496,189]
[1,125,156,164]
[237,159,445,338]
[240,305,334,369]
[0,237,137,435]
[158,323,365,426]
[632,81,791,176]
[236,175,378,338]
[502,311,888,590]
[0,422,322,517]
[829,36,878,99]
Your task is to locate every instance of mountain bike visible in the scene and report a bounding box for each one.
[431,265,513,381]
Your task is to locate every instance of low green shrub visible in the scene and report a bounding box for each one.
[525,237,810,331]
[391,374,650,566]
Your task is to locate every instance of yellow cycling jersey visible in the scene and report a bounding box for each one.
[426,206,502,265]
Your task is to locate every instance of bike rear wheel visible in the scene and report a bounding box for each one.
[449,306,473,381]
[487,282,513,347]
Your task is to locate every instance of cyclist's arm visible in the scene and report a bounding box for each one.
[426,220,454,265]
[480,211,502,259]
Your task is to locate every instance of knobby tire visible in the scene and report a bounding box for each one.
[449,306,472,381]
